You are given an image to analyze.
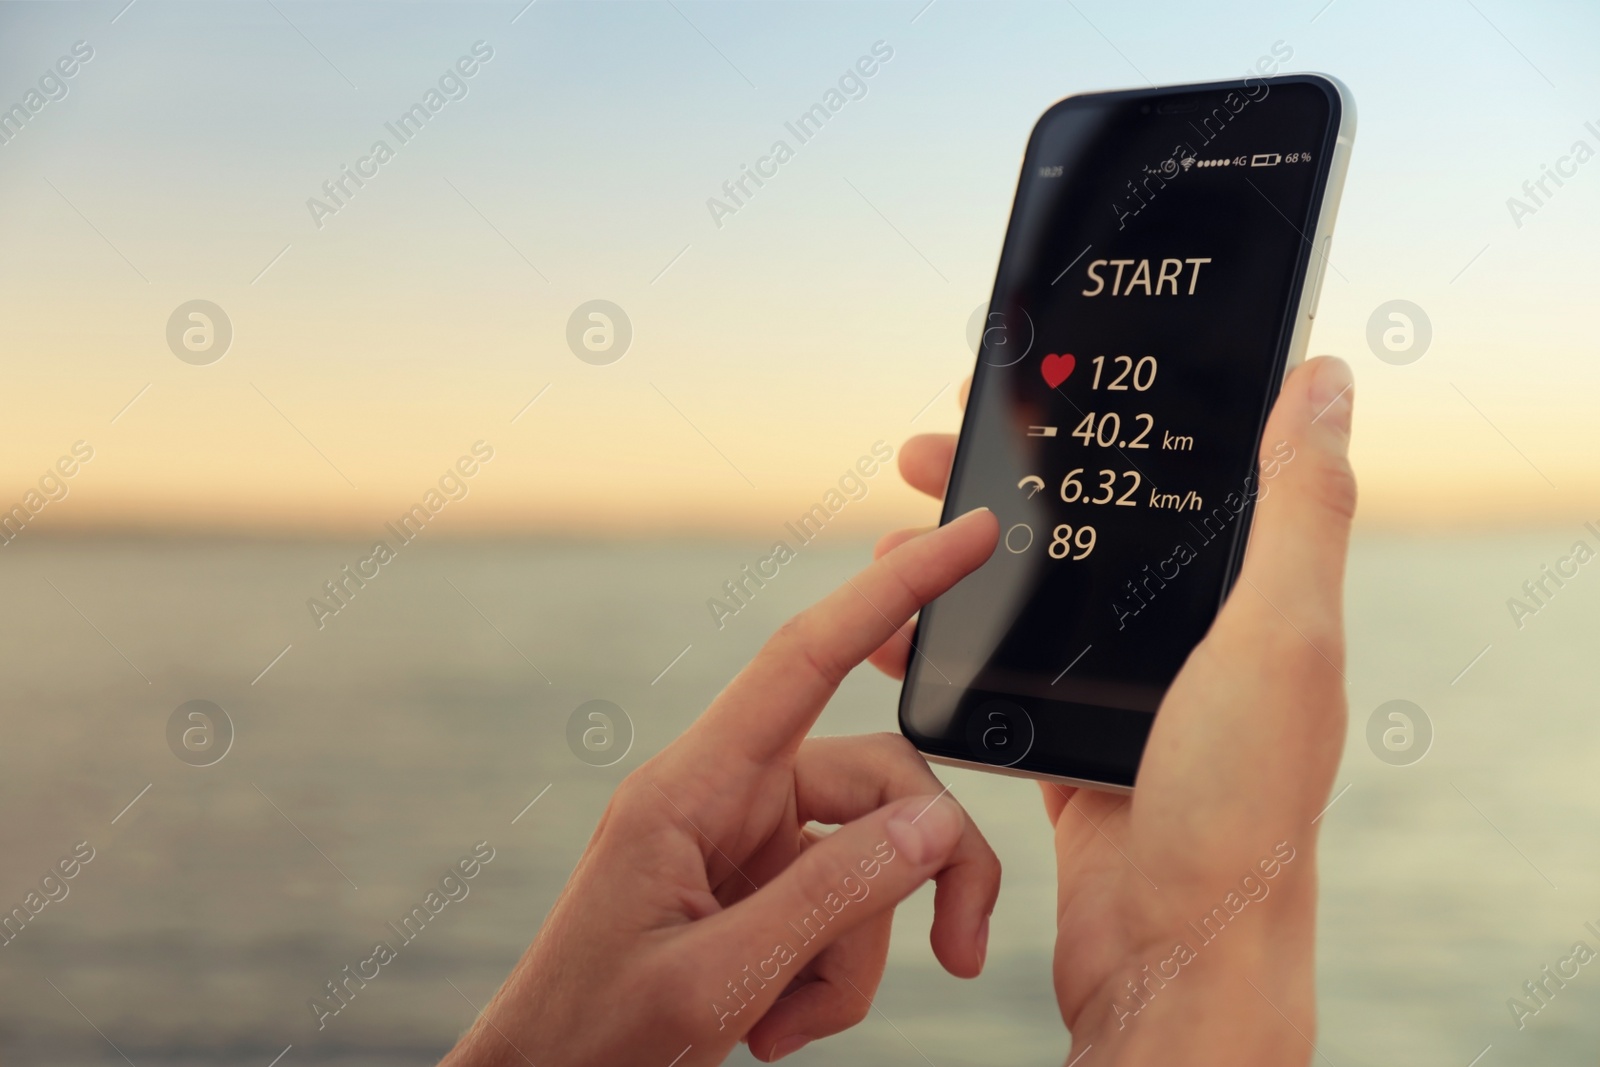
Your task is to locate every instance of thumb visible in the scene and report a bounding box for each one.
[1234,355,1357,630]
[687,794,965,1033]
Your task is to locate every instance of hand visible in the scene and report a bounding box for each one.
[440,509,1003,1067]
[872,357,1357,1065]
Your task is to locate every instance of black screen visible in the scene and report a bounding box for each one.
[900,77,1340,787]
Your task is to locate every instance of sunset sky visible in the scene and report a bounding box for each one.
[2,0,1597,537]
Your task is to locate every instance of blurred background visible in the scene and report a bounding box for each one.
[1,0,1597,1064]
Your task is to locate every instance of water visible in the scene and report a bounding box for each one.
[1,530,1597,1065]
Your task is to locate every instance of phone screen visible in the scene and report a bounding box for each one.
[900,77,1341,787]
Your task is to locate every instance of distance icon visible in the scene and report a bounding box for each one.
[1017,475,1045,498]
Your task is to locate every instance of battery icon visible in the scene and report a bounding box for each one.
[1250,153,1282,167]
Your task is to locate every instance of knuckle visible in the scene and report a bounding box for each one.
[867,731,920,765]
[843,732,932,804]
[607,757,689,831]
[877,551,931,610]
[771,615,848,689]
[594,777,649,845]
[1310,454,1358,522]
[858,732,929,800]
[610,763,654,811]
[975,834,1003,873]
[840,990,872,1027]
[790,847,856,916]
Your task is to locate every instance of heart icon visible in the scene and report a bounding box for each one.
[1040,352,1076,389]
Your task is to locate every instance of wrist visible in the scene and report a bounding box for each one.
[1066,861,1318,1066]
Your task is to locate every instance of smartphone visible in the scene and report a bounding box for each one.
[898,74,1354,792]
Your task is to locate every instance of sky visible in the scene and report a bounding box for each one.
[1,0,1598,537]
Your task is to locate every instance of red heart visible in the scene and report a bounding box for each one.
[1041,352,1075,388]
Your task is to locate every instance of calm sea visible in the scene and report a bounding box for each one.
[2,530,1598,1065]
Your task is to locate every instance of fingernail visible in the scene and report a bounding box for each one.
[953,506,991,523]
[976,914,990,970]
[1308,357,1353,446]
[770,1034,810,1060]
[886,794,964,866]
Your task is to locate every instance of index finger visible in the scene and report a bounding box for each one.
[691,507,998,763]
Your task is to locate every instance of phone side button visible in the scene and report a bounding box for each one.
[1307,236,1331,319]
